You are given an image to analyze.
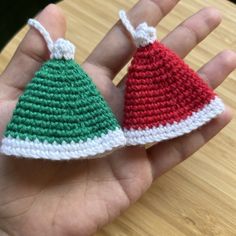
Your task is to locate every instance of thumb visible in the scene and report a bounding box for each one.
[0,4,66,91]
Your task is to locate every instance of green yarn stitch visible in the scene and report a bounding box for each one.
[5,59,119,144]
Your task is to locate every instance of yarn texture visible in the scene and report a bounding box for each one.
[0,19,126,160]
[119,10,225,145]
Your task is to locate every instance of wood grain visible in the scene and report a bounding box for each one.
[0,0,235,235]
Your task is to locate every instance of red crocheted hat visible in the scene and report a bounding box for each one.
[119,10,225,145]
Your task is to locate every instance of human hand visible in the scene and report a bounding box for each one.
[0,1,235,235]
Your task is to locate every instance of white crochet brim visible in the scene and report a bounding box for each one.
[0,127,126,160]
[124,96,225,145]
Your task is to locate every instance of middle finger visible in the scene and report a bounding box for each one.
[161,7,221,58]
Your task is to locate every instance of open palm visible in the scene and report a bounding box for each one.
[0,2,235,236]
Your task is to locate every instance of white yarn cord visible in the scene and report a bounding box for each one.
[28,18,75,60]
[28,19,54,53]
[119,10,136,39]
[119,10,157,47]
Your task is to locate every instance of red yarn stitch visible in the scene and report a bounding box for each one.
[123,41,216,130]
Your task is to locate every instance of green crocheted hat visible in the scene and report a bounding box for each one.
[0,19,126,160]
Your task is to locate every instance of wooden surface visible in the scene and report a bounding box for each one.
[0,0,236,235]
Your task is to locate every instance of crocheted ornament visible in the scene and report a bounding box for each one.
[119,10,225,145]
[0,19,126,160]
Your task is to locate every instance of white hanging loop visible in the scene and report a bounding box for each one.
[119,10,157,48]
[28,19,75,60]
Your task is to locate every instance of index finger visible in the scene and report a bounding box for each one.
[0,4,66,92]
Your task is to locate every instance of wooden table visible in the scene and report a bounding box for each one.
[1,0,236,235]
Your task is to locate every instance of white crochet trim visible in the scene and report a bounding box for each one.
[124,97,225,145]
[28,19,75,60]
[119,10,157,47]
[0,128,126,160]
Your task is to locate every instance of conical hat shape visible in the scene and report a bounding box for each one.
[1,59,125,159]
[123,41,224,145]
[118,10,224,145]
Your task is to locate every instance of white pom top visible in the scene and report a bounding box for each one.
[51,38,75,60]
[28,19,75,60]
[119,10,157,48]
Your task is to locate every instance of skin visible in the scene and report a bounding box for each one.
[0,1,236,235]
